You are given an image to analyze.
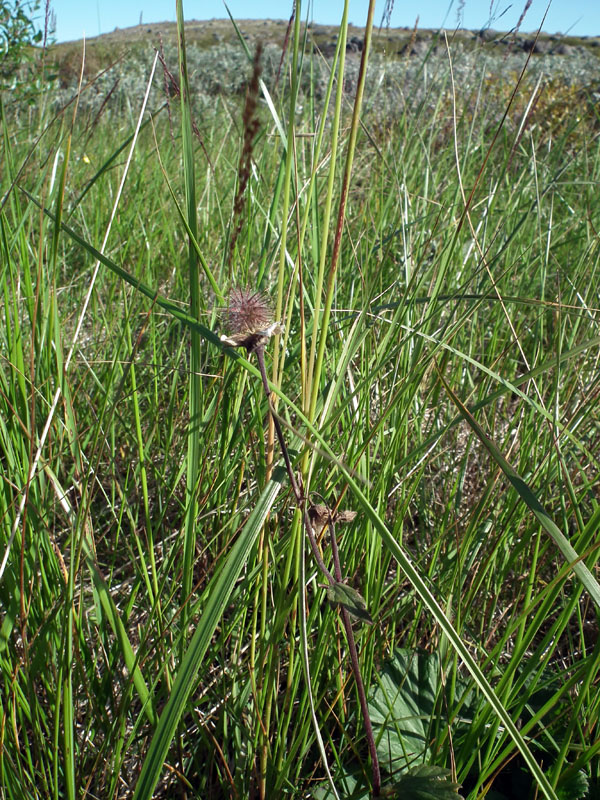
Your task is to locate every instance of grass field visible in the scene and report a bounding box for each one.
[1,2,600,798]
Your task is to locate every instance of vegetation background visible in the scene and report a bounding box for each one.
[1,0,600,798]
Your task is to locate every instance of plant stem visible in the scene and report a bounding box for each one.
[254,342,380,796]
[255,344,334,584]
[330,521,380,796]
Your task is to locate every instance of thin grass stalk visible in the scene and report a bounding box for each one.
[294,25,344,284]
[253,343,381,793]
[17,137,50,800]
[176,0,205,636]
[256,7,303,794]
[298,530,342,800]
[50,61,82,800]
[132,471,284,800]
[271,3,302,396]
[305,1,380,789]
[555,638,600,781]
[305,1,349,413]
[15,48,598,796]
[246,342,566,799]
[123,294,160,604]
[329,520,381,794]
[0,50,158,584]
[257,539,273,799]
[22,89,162,751]
[308,0,375,432]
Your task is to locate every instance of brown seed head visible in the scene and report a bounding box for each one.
[220,287,280,351]
[226,287,273,335]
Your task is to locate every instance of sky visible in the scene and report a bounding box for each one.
[47,1,600,44]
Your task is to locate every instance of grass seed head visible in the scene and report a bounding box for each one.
[227,287,272,333]
[221,287,280,350]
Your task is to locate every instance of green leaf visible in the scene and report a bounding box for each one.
[369,649,478,771]
[382,765,463,799]
[370,649,438,769]
[313,765,463,800]
[556,769,589,800]
[325,581,373,625]
[312,769,368,799]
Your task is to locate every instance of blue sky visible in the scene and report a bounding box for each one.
[48,1,600,44]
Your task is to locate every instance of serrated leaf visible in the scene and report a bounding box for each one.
[556,768,589,800]
[369,649,479,771]
[382,765,463,799]
[325,581,373,624]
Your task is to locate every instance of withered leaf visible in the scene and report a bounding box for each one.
[324,581,373,625]
[308,504,357,535]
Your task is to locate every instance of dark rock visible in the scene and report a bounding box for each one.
[522,38,552,54]
[477,28,497,42]
[320,41,337,57]
[554,43,573,55]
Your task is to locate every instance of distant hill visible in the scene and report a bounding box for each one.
[51,17,600,61]
[44,19,600,109]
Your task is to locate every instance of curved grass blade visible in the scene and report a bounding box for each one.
[132,467,286,800]
[335,485,559,800]
[438,368,600,610]
[68,105,167,216]
[43,465,158,726]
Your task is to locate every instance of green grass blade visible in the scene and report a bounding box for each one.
[439,369,600,609]
[133,468,285,800]
[176,0,203,632]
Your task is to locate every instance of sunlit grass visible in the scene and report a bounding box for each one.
[1,3,600,798]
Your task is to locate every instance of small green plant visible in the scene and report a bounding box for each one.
[221,284,381,793]
[0,0,46,95]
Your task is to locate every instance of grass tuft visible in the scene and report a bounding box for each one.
[1,3,600,799]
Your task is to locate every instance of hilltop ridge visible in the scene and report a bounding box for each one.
[53,17,600,53]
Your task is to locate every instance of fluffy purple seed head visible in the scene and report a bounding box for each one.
[226,287,273,336]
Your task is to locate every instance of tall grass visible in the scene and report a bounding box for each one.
[1,2,600,798]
